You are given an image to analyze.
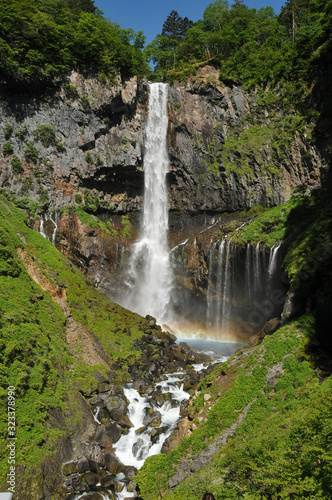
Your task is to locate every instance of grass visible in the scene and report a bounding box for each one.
[137,314,332,499]
[0,194,154,493]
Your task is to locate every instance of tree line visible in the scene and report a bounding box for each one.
[0,0,331,92]
[147,0,332,90]
[0,0,148,84]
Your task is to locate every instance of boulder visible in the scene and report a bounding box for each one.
[105,453,123,474]
[82,442,105,466]
[143,410,162,427]
[123,465,138,480]
[94,426,113,448]
[82,471,99,487]
[62,461,78,476]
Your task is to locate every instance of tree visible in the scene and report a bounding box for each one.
[161,10,193,68]
[162,10,193,41]
[203,0,229,31]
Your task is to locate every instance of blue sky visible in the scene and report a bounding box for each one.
[94,0,287,45]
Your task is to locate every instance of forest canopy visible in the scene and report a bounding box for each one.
[0,0,331,90]
[0,0,148,83]
[146,0,332,89]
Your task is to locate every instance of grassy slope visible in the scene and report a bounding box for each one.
[137,315,332,499]
[0,194,153,492]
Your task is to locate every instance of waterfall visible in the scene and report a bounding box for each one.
[221,238,232,333]
[205,238,283,337]
[267,242,281,290]
[114,373,189,470]
[124,83,172,323]
[39,216,47,239]
[245,243,252,302]
[206,241,217,327]
[254,241,261,296]
[39,212,58,244]
[215,239,226,332]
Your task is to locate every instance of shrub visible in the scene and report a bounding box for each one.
[33,125,56,148]
[4,125,13,140]
[11,155,23,174]
[2,142,13,155]
[24,142,39,164]
[15,126,28,141]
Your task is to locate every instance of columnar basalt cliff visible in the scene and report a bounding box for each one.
[0,66,327,218]
[167,66,326,213]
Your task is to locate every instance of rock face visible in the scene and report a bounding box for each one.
[0,65,327,217]
[0,67,328,332]
[167,66,326,213]
[0,73,148,213]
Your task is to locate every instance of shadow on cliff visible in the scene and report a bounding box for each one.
[281,186,332,372]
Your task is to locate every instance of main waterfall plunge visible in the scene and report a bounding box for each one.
[119,82,284,340]
[123,83,173,323]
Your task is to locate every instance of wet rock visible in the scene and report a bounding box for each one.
[132,438,147,460]
[151,426,167,444]
[123,465,138,480]
[105,453,123,474]
[151,388,165,406]
[135,425,148,435]
[100,393,128,421]
[62,461,78,476]
[143,410,161,427]
[115,481,125,492]
[83,471,99,487]
[100,474,115,487]
[117,415,134,429]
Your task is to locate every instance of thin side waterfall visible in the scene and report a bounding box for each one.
[254,241,261,296]
[215,239,226,332]
[206,241,217,327]
[221,238,232,333]
[267,242,281,290]
[124,83,172,323]
[245,243,252,302]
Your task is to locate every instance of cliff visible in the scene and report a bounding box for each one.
[0,66,328,217]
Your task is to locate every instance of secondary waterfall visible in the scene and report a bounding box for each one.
[124,83,172,323]
[206,240,283,335]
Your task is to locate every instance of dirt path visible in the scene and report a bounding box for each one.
[17,248,109,368]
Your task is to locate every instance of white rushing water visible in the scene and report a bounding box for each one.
[124,82,172,323]
[114,373,189,470]
[39,212,59,244]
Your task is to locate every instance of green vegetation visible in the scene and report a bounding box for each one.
[4,125,13,140]
[24,142,39,164]
[226,196,302,246]
[147,0,332,95]
[0,194,154,490]
[137,315,332,499]
[11,155,23,174]
[32,124,56,148]
[121,214,131,239]
[0,0,149,84]
[2,142,13,155]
